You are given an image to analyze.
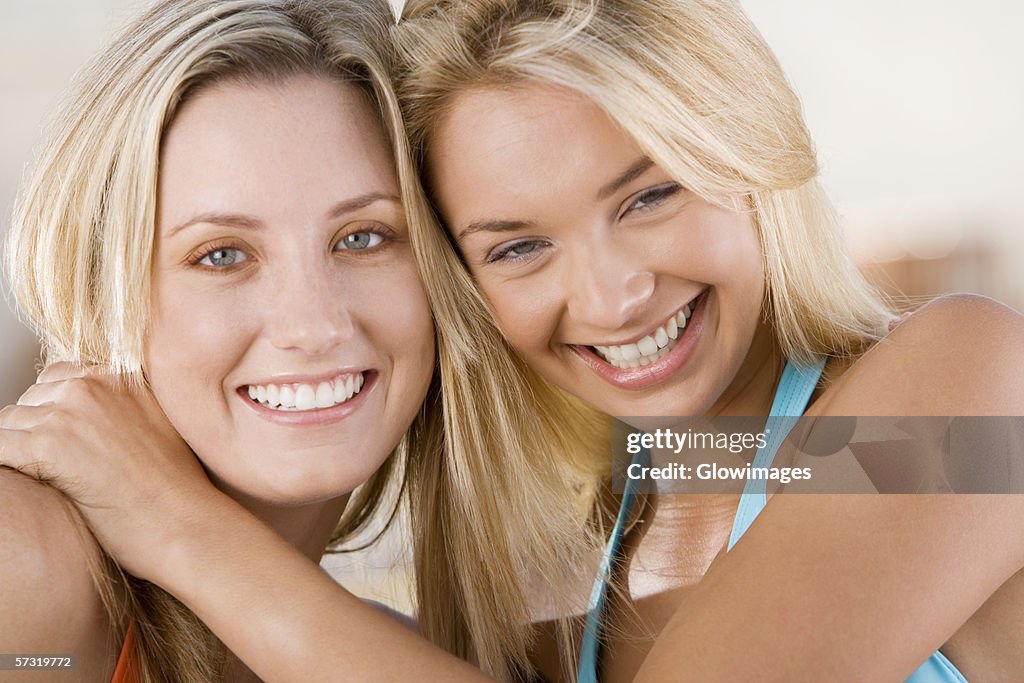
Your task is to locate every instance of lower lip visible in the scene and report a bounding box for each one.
[237,372,376,426]
[571,291,709,391]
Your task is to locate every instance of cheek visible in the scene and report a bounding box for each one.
[146,282,252,374]
[360,265,435,377]
[676,208,764,297]
[143,282,253,448]
[476,275,560,356]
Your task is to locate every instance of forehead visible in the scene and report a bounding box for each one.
[158,74,396,232]
[428,82,645,220]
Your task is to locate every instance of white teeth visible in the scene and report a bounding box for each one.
[295,384,316,411]
[246,373,366,413]
[315,382,334,409]
[667,316,679,340]
[590,295,702,369]
[280,385,296,408]
[654,327,669,349]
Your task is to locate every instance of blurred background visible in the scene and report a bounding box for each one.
[1,1,1022,612]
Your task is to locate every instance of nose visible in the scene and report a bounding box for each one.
[264,262,354,355]
[565,245,655,330]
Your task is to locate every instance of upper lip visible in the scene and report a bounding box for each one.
[240,368,368,388]
[576,289,705,347]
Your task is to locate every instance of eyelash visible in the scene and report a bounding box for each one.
[187,240,249,270]
[482,184,684,265]
[486,239,550,264]
[332,223,396,252]
[186,224,396,271]
[623,182,683,216]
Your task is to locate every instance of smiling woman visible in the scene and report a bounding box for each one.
[0,1,437,678]
[395,0,1024,681]
[145,75,433,507]
[428,83,766,411]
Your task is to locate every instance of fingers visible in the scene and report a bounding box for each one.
[0,402,50,430]
[36,362,91,384]
[0,423,51,482]
[17,373,99,407]
[15,381,57,407]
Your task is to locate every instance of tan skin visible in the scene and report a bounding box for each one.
[428,83,1024,682]
[2,87,1024,681]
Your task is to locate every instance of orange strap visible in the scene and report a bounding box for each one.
[110,622,139,683]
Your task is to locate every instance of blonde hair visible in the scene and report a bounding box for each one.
[6,0,418,680]
[391,38,606,683]
[396,0,895,368]
[6,0,605,681]
[393,0,898,677]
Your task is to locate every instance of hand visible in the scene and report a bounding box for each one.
[0,363,228,579]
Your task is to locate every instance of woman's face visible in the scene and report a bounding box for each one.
[146,75,434,506]
[428,83,764,418]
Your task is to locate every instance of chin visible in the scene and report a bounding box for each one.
[206,459,378,510]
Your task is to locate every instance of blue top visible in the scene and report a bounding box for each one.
[577,359,967,682]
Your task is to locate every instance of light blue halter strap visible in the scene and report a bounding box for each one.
[577,359,824,683]
[577,358,968,683]
[727,357,826,551]
[577,445,649,683]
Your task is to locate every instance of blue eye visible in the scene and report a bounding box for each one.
[626,183,683,214]
[198,247,248,267]
[487,239,548,264]
[336,231,385,250]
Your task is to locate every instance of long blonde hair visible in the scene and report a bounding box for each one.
[396,0,895,368]
[6,0,421,680]
[392,0,897,678]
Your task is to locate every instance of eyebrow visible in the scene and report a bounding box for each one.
[456,157,656,240]
[597,156,655,200]
[457,218,536,240]
[167,191,402,237]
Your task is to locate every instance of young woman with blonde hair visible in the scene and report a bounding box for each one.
[4,0,1024,681]
[0,0,596,680]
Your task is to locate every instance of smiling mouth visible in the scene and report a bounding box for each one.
[245,372,366,412]
[589,292,705,369]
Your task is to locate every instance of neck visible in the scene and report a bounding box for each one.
[706,319,785,418]
[202,485,351,682]
[212,482,351,562]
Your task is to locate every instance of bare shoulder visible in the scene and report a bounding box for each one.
[817,294,1024,416]
[0,469,118,679]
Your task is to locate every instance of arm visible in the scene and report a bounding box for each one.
[0,369,491,683]
[160,494,486,682]
[0,470,117,682]
[639,494,1024,681]
[637,295,1024,681]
